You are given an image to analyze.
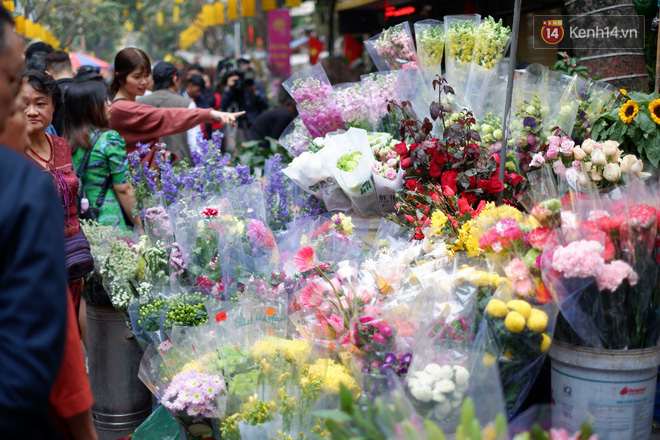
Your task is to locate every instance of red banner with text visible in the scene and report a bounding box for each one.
[268,9,291,78]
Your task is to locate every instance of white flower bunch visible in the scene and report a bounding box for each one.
[407,363,470,419]
[472,17,511,70]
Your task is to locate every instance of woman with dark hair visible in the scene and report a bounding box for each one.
[65,80,141,229]
[108,47,243,160]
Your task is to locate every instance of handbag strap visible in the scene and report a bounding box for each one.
[76,130,111,209]
[76,130,104,179]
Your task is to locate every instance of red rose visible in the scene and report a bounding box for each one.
[434,151,447,167]
[475,200,487,215]
[507,173,524,186]
[414,227,425,240]
[463,192,477,207]
[401,157,413,169]
[405,179,422,192]
[457,197,470,214]
[443,186,455,197]
[429,162,442,178]
[486,175,504,193]
[477,179,489,191]
[468,175,477,189]
[491,153,501,166]
[395,142,408,156]
[430,190,441,202]
[404,214,416,224]
[440,170,459,194]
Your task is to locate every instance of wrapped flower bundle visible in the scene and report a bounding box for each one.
[365,21,418,71]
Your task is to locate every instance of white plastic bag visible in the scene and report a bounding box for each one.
[328,128,379,217]
[283,148,352,212]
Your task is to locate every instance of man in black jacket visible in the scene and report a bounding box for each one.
[45,50,74,135]
[0,8,68,439]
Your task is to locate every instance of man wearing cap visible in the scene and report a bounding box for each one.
[138,61,200,162]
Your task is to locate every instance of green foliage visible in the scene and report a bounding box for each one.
[591,91,660,168]
[551,51,591,78]
[233,137,293,174]
[26,0,125,61]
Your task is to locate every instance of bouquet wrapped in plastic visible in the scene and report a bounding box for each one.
[365,21,418,71]
[444,14,481,107]
[415,19,444,82]
[282,64,345,138]
[465,17,511,100]
[543,180,659,349]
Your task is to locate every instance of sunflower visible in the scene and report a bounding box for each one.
[619,88,627,96]
[648,99,660,125]
[619,100,639,124]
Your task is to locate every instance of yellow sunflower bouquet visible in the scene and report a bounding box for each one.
[590,90,660,170]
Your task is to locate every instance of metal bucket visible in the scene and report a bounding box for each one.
[87,304,152,439]
[550,340,660,440]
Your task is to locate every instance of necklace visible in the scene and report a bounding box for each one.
[29,134,53,167]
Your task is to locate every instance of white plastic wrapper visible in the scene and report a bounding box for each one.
[373,169,404,214]
[328,128,380,217]
[283,147,352,212]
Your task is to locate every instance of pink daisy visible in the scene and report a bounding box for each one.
[294,246,318,272]
[299,281,326,309]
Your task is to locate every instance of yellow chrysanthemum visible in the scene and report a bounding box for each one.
[485,299,508,318]
[483,352,496,366]
[253,337,311,366]
[430,210,448,233]
[527,309,549,333]
[507,299,532,319]
[305,359,360,395]
[540,333,552,352]
[504,311,526,333]
[648,99,660,125]
[619,100,639,124]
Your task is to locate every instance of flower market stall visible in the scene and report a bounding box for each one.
[83,10,659,440]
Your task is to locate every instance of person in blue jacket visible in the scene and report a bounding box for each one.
[0,7,68,439]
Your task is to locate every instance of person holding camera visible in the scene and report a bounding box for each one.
[220,69,268,148]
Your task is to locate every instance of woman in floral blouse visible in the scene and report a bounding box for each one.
[64,80,141,229]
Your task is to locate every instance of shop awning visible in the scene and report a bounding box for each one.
[336,0,379,11]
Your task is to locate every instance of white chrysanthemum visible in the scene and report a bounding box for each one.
[435,379,456,394]
[453,366,470,387]
[432,389,447,403]
[410,384,433,403]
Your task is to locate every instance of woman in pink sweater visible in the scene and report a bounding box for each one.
[108,47,242,158]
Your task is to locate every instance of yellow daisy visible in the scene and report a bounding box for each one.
[648,99,660,125]
[619,100,639,124]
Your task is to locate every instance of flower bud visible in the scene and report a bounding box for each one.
[591,150,607,166]
[630,159,652,179]
[603,163,621,182]
[581,138,595,154]
[601,140,619,157]
[572,146,586,161]
[492,129,502,140]
[591,168,603,182]
[619,154,638,173]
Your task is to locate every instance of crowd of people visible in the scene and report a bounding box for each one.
[0,5,297,438]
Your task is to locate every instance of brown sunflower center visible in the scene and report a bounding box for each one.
[653,105,660,119]
[625,105,635,117]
